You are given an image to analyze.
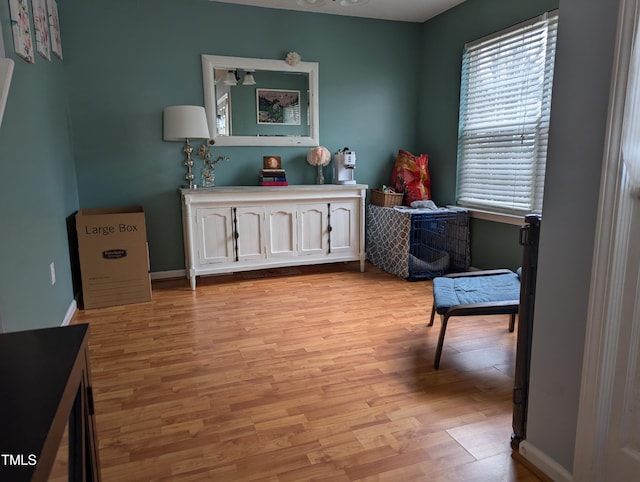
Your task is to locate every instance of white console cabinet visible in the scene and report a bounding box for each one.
[181,185,367,289]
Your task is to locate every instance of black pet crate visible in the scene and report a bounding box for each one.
[367,205,470,280]
[408,211,470,279]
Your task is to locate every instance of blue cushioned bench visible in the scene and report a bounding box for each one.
[428,269,521,369]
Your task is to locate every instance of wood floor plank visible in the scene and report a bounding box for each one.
[73,262,541,481]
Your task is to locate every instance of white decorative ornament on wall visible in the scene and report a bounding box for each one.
[285,51,301,66]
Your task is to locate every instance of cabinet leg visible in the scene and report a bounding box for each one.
[189,275,196,290]
[360,258,365,272]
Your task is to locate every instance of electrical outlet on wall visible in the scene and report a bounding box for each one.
[50,262,56,285]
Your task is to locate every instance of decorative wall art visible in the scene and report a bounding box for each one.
[257,89,301,125]
[32,0,50,60]
[47,0,62,59]
[9,0,35,63]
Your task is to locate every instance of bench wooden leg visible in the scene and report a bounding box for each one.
[434,314,450,369]
[428,302,436,326]
[509,313,516,332]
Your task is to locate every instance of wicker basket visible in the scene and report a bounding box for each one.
[370,189,404,207]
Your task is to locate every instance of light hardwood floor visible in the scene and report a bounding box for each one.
[73,262,542,481]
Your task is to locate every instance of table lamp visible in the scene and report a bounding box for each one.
[163,105,210,188]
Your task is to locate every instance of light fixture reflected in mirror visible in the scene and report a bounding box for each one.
[242,70,256,85]
[223,70,237,86]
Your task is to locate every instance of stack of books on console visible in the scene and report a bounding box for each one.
[260,169,288,186]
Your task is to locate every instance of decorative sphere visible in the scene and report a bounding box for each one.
[285,51,301,66]
[307,146,331,167]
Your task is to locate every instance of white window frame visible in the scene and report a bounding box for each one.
[456,11,559,218]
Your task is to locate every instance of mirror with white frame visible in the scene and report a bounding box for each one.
[202,54,319,147]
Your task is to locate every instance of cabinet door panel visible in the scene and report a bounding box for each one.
[299,203,327,256]
[267,206,297,258]
[197,208,233,264]
[235,207,266,261]
[329,202,358,254]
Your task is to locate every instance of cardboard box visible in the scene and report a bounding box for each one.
[76,206,151,309]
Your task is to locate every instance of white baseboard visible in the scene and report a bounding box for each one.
[61,299,77,327]
[151,269,186,280]
[519,441,573,482]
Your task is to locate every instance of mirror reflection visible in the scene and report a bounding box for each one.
[214,69,310,137]
[202,55,319,147]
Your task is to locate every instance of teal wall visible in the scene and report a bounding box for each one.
[419,0,559,269]
[528,0,620,471]
[0,0,564,332]
[61,0,422,273]
[0,2,79,332]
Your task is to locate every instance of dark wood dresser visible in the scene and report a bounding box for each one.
[0,323,100,481]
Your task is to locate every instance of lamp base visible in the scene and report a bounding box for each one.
[183,139,194,188]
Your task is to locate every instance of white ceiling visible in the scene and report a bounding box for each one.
[210,0,467,23]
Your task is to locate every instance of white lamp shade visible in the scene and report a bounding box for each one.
[163,105,210,141]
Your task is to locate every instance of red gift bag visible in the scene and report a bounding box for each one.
[391,149,432,206]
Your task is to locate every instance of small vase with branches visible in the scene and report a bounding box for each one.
[199,142,228,187]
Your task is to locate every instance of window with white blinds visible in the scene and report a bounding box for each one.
[456,11,558,215]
